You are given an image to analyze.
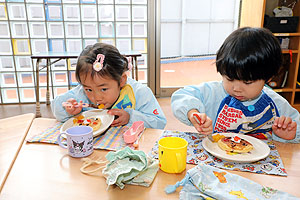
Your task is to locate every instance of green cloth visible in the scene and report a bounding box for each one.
[103,147,159,189]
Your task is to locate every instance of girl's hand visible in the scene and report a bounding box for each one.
[108,109,130,127]
[188,110,213,135]
[63,98,83,116]
[272,116,297,140]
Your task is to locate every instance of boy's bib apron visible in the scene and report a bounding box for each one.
[213,91,279,139]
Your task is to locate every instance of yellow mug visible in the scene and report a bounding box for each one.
[158,137,188,173]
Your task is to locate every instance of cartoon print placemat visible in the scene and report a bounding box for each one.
[149,130,287,176]
[27,122,135,151]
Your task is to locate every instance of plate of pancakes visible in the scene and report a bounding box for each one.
[60,109,114,138]
[202,133,270,163]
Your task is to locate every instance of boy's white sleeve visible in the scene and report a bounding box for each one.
[125,86,167,129]
[264,87,300,143]
[171,81,227,126]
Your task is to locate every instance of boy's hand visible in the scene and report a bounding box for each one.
[108,109,130,127]
[272,116,297,140]
[63,98,83,116]
[188,110,213,135]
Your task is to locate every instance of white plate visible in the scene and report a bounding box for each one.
[60,109,114,138]
[202,133,270,163]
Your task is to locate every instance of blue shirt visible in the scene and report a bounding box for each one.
[171,81,300,143]
[51,78,167,129]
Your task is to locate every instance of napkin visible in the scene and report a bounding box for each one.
[165,164,299,200]
[103,147,159,189]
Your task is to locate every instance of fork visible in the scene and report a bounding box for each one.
[62,102,104,109]
[193,113,214,142]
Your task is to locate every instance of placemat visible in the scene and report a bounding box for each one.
[149,130,287,176]
[27,122,134,151]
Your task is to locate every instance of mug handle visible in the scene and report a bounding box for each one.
[57,132,67,149]
[175,153,184,173]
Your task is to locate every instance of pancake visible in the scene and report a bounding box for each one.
[217,136,253,153]
[73,115,102,131]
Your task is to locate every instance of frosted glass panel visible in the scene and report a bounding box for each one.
[0,23,10,37]
[0,40,12,55]
[99,38,115,46]
[98,0,113,3]
[8,4,26,20]
[98,5,114,21]
[115,0,129,4]
[52,59,66,70]
[2,88,19,103]
[66,39,82,52]
[65,23,81,38]
[1,73,17,87]
[84,39,97,47]
[133,23,146,37]
[46,5,62,21]
[49,39,65,52]
[116,5,130,21]
[116,22,131,37]
[27,4,45,20]
[15,56,32,71]
[83,23,98,37]
[99,22,114,37]
[0,57,14,71]
[48,23,64,38]
[81,5,97,21]
[133,39,146,53]
[132,6,147,21]
[132,0,147,4]
[31,39,48,54]
[0,0,148,104]
[11,22,28,38]
[18,72,34,86]
[116,39,131,52]
[20,88,35,102]
[29,23,46,38]
[64,5,80,21]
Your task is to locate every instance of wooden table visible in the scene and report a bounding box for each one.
[0,113,35,192]
[31,51,142,118]
[1,118,300,199]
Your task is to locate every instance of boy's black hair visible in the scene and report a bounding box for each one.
[76,43,128,85]
[216,27,282,82]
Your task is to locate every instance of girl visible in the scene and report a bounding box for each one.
[171,27,300,143]
[51,43,167,129]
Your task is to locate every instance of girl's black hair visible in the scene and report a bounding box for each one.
[76,43,128,85]
[216,27,282,82]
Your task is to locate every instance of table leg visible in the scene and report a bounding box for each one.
[35,59,41,118]
[134,56,138,81]
[130,56,135,80]
[46,59,50,105]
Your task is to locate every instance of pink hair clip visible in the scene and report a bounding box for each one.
[93,54,105,72]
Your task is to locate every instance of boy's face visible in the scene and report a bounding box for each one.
[222,76,265,101]
[80,71,127,108]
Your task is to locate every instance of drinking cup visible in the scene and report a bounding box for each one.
[57,126,94,158]
[158,137,188,173]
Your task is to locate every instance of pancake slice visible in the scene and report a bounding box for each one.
[217,136,253,153]
[73,115,102,131]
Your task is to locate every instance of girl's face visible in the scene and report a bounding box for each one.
[222,76,265,101]
[80,72,127,108]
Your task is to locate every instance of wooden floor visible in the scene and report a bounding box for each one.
[0,98,196,132]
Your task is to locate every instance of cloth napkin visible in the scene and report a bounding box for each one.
[103,147,159,189]
[165,164,299,200]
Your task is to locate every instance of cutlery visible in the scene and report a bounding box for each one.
[193,113,214,142]
[62,102,104,109]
